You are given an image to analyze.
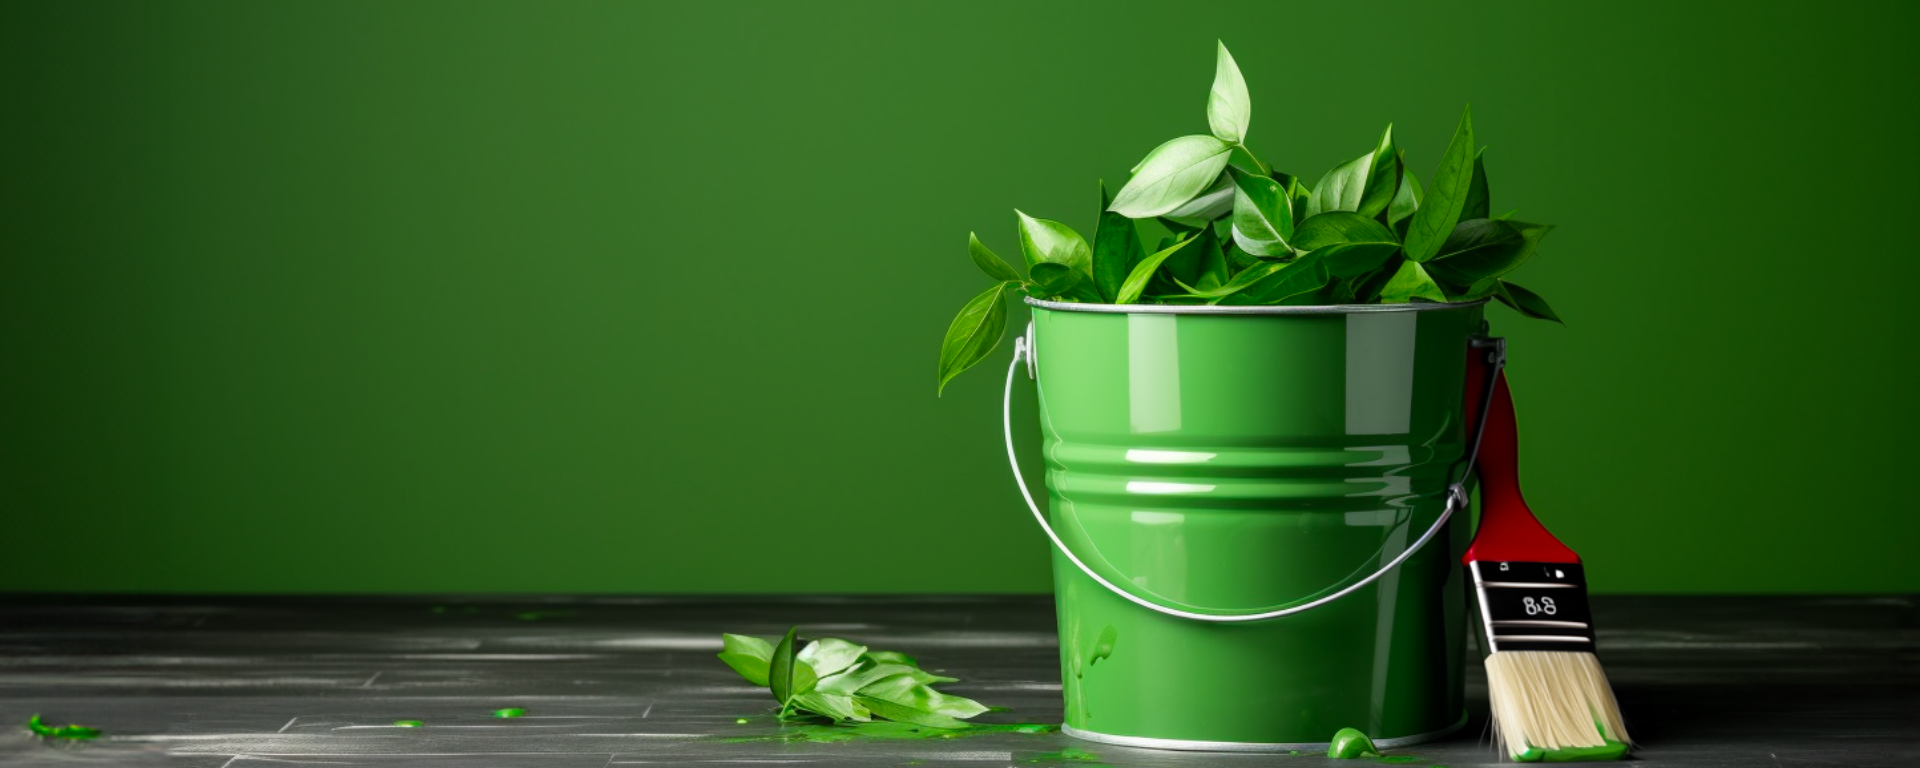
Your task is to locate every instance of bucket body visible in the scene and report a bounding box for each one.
[1029,300,1483,749]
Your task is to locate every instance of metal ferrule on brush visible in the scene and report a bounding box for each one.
[1471,561,1596,654]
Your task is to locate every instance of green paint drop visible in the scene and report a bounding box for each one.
[1088,626,1118,666]
[735,718,749,724]
[1023,746,1104,763]
[26,714,101,740]
[393,720,423,728]
[492,708,524,719]
[1327,727,1381,759]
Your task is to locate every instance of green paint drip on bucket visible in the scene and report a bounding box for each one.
[1327,728,1381,758]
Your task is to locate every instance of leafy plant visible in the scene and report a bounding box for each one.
[938,41,1563,391]
[719,628,989,728]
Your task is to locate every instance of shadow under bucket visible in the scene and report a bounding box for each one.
[1002,297,1491,751]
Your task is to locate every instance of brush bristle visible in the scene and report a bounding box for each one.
[1485,650,1630,758]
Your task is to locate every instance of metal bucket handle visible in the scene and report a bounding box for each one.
[1002,321,1505,623]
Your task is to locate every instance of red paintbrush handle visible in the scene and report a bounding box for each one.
[1464,367,1580,565]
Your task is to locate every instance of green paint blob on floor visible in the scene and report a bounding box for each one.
[26,714,101,740]
[1327,727,1381,759]
[1022,746,1105,763]
[718,721,1058,744]
[1514,739,1629,762]
[393,720,423,728]
[493,708,525,719]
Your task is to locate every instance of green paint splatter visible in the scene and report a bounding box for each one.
[1327,727,1381,759]
[512,610,576,621]
[735,718,749,724]
[1088,626,1117,666]
[26,714,100,740]
[719,721,1058,744]
[1514,739,1628,762]
[1023,746,1105,763]
[392,720,423,728]
[492,708,524,719]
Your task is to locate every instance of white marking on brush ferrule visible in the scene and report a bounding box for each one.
[1492,620,1590,628]
[1492,635,1592,643]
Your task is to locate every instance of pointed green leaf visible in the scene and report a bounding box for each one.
[1195,228,1229,291]
[792,692,868,723]
[863,650,919,667]
[817,662,916,696]
[967,232,1020,282]
[1310,242,1403,278]
[853,695,969,729]
[1379,260,1449,303]
[768,627,818,704]
[1092,182,1144,302]
[1292,211,1399,251]
[857,674,989,721]
[1305,152,1372,218]
[1358,124,1399,218]
[1015,211,1091,272]
[1163,171,1233,219]
[1404,106,1475,262]
[1462,148,1490,221]
[936,282,1012,395]
[1496,280,1563,324]
[1207,41,1250,144]
[717,633,775,686]
[797,638,867,679]
[1218,258,1330,305]
[1115,235,1196,304]
[1228,166,1292,256]
[1427,219,1550,285]
[1029,262,1100,302]
[1388,163,1421,231]
[1110,135,1236,218]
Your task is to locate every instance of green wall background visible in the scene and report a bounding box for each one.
[4,1,1916,594]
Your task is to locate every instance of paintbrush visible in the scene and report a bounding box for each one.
[1462,364,1631,762]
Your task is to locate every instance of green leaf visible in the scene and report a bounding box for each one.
[857,674,989,721]
[797,638,867,679]
[768,627,819,705]
[1310,242,1403,278]
[1379,260,1449,303]
[1292,211,1399,251]
[1110,135,1236,218]
[817,661,912,696]
[936,282,1011,395]
[1388,162,1421,231]
[1358,124,1399,218]
[1162,171,1233,219]
[1404,106,1475,262]
[967,232,1020,283]
[854,695,969,729]
[1462,148,1490,221]
[1029,262,1100,302]
[864,650,919,667]
[1353,255,1403,302]
[791,692,868,723]
[1115,235,1197,304]
[1305,152,1372,219]
[1495,280,1563,323]
[1427,219,1551,285]
[1092,182,1144,302]
[1194,225,1228,291]
[717,633,775,686]
[1015,211,1091,272]
[1207,41,1250,144]
[1285,174,1312,224]
[1228,166,1292,256]
[1217,258,1330,305]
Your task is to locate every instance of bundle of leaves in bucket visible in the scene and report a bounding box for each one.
[938,41,1561,392]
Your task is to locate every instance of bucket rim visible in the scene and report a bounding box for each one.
[1024,296,1487,315]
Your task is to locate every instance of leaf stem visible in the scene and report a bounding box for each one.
[1238,143,1271,176]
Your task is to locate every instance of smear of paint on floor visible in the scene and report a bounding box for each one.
[493,708,525,718]
[393,720,423,728]
[26,715,100,740]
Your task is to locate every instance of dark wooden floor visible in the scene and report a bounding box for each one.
[0,595,1914,767]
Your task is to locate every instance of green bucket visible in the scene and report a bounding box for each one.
[1002,297,1492,751]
